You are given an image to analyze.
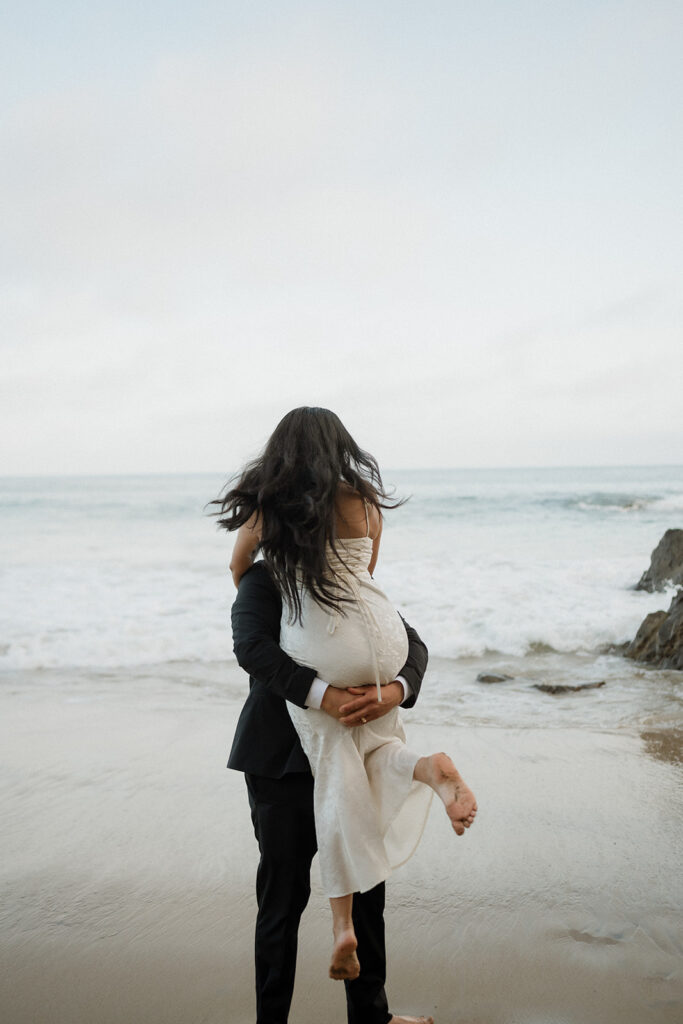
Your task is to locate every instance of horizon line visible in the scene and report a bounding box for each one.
[1,462,682,479]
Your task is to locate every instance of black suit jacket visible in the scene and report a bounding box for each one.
[228,561,428,779]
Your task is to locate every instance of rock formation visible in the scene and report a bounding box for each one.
[626,589,683,671]
[636,528,683,592]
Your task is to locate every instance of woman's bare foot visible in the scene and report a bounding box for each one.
[389,1016,435,1024]
[329,925,360,980]
[415,752,477,835]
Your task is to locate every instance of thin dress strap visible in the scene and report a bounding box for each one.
[363,498,370,537]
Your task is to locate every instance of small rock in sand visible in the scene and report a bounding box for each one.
[476,672,514,684]
[533,681,606,695]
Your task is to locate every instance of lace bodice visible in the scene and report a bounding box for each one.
[326,536,373,577]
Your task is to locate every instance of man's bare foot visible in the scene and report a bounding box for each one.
[418,752,477,835]
[389,1015,435,1024]
[329,926,360,980]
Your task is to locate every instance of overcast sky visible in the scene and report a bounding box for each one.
[2,1,682,474]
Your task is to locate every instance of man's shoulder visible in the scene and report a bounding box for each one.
[243,560,273,584]
[234,560,280,605]
[239,560,274,589]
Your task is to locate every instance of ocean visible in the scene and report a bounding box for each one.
[1,465,681,731]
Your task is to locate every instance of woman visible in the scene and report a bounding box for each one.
[214,407,477,981]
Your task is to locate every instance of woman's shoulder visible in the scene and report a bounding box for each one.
[335,480,360,498]
[335,480,373,503]
[334,483,380,539]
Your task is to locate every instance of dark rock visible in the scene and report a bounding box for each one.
[636,529,683,592]
[476,672,514,684]
[599,640,631,656]
[626,590,683,670]
[533,681,605,695]
[625,611,669,662]
[656,591,683,669]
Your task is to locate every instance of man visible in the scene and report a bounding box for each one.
[229,560,434,1024]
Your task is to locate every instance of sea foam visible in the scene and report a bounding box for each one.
[0,466,681,671]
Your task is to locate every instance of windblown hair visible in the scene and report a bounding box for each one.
[210,406,404,622]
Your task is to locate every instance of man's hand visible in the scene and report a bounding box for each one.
[337,681,404,727]
[320,686,357,720]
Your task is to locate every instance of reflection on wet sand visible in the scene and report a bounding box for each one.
[641,728,683,767]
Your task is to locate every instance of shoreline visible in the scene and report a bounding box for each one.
[1,674,682,1024]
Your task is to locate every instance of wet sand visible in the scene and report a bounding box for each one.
[1,668,682,1024]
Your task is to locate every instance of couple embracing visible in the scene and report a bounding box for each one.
[213,407,477,1024]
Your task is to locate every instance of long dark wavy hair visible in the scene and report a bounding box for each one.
[210,406,404,621]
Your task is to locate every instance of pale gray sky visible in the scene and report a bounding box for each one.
[2,1,682,474]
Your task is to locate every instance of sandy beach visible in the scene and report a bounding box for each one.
[1,662,682,1024]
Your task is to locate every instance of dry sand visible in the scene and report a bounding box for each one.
[1,668,682,1024]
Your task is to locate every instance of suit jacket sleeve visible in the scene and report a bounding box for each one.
[398,615,428,709]
[230,562,317,708]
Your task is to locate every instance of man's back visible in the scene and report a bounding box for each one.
[228,561,314,777]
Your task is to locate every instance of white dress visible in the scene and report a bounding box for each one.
[281,535,433,898]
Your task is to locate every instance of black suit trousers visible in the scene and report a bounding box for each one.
[245,773,392,1024]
